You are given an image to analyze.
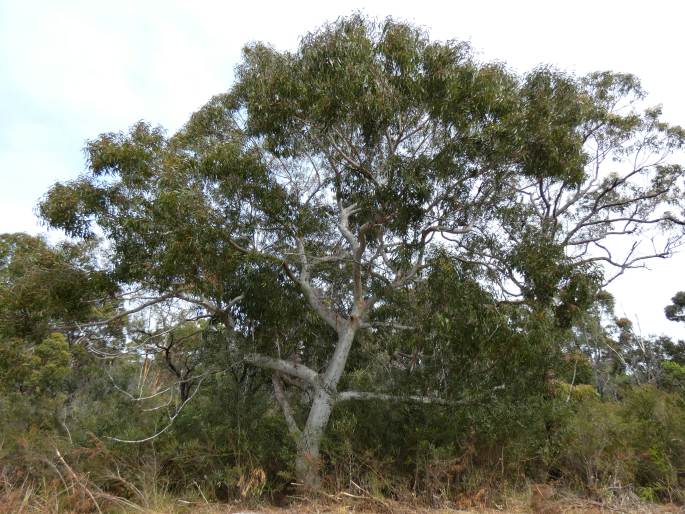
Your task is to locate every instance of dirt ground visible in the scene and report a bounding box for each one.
[177,494,684,514]
[3,482,682,513]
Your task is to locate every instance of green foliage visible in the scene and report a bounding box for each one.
[666,291,685,323]
[557,386,685,501]
[518,67,588,184]
[661,360,685,393]
[0,233,118,341]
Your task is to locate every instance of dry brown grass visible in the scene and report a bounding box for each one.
[1,467,682,514]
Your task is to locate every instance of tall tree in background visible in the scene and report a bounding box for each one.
[39,16,685,487]
[0,233,120,439]
[666,291,685,324]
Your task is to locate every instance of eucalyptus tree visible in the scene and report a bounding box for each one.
[40,16,685,487]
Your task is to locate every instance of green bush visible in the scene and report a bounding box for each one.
[557,385,685,502]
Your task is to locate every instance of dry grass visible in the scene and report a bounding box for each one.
[1,465,682,514]
[2,489,682,514]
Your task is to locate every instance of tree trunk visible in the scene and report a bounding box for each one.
[293,326,358,488]
[294,388,333,489]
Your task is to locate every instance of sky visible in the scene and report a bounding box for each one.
[1,0,684,338]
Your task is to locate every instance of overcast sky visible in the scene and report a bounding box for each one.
[1,0,683,338]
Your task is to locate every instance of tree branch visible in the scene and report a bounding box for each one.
[244,352,322,389]
[337,385,505,405]
[271,373,302,437]
[74,292,177,328]
[106,377,205,443]
[175,293,243,328]
[282,261,342,331]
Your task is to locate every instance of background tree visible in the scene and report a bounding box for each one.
[0,233,119,342]
[0,233,121,444]
[666,291,685,324]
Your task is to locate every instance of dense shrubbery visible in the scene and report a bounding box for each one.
[2,236,685,511]
[4,354,685,510]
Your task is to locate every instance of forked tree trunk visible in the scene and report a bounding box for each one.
[291,326,357,489]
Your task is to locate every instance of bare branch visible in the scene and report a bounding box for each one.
[282,261,342,331]
[337,390,452,405]
[175,293,243,328]
[107,378,205,444]
[271,373,302,437]
[337,385,505,405]
[244,352,322,389]
[338,201,361,251]
[74,292,177,328]
[360,321,415,331]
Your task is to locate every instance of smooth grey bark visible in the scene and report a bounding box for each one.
[291,325,358,489]
[294,388,334,489]
[337,390,453,405]
[242,322,363,489]
[234,325,360,488]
